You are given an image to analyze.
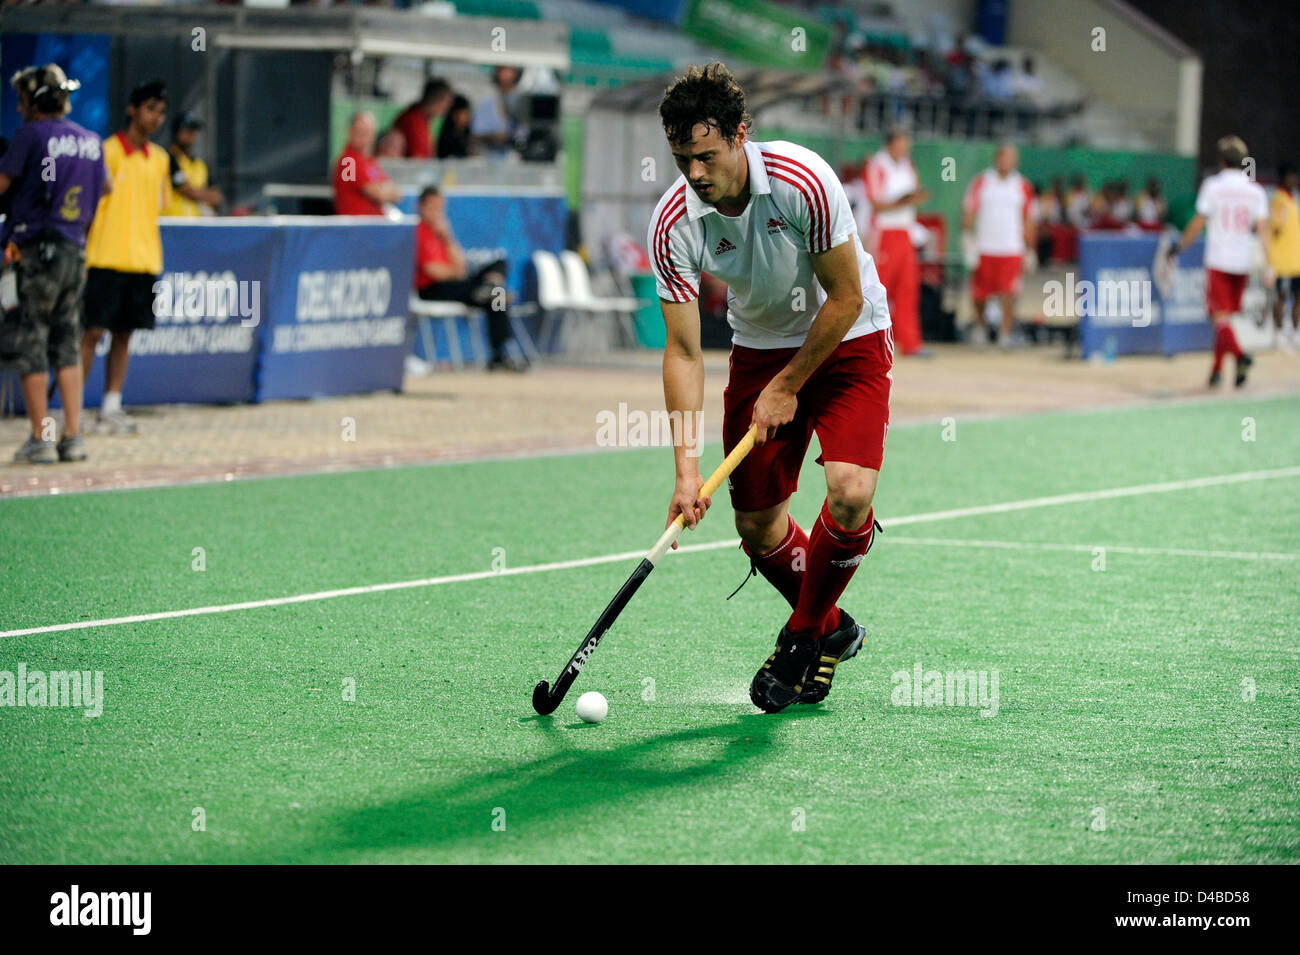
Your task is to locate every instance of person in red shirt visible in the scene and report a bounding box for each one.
[392,78,452,160]
[333,112,401,216]
[415,186,526,371]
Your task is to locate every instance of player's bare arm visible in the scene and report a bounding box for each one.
[874,187,931,212]
[661,295,709,546]
[751,240,864,445]
[177,180,223,208]
[360,180,403,205]
[1170,213,1206,256]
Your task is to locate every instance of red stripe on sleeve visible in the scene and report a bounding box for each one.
[763,153,831,252]
[653,187,691,301]
[763,152,831,252]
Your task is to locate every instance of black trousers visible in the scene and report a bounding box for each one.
[417,259,512,362]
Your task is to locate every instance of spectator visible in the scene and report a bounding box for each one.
[414,186,526,371]
[1037,177,1066,263]
[1013,56,1042,102]
[981,59,1014,101]
[391,77,452,160]
[163,112,223,217]
[471,66,522,158]
[1091,181,1132,230]
[375,127,406,159]
[333,112,402,216]
[0,64,109,462]
[946,34,973,75]
[80,79,172,435]
[1065,174,1092,228]
[1268,162,1300,349]
[437,94,473,159]
[1112,181,1133,224]
[1136,177,1167,230]
[1037,177,1065,226]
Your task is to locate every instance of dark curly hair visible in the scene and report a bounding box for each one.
[658,62,752,147]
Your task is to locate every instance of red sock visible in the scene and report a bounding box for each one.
[741,516,808,609]
[788,500,876,637]
[1212,323,1242,375]
[1221,323,1243,358]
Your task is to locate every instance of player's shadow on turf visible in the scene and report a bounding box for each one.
[293,711,820,861]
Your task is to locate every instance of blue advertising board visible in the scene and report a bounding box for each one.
[12,201,564,406]
[255,219,413,401]
[64,222,275,409]
[1076,233,1213,358]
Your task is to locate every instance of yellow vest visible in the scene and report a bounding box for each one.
[85,133,171,274]
[1269,189,1300,277]
[162,144,208,218]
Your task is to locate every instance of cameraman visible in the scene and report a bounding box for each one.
[0,64,109,464]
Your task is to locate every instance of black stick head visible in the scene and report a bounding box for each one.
[532,680,559,715]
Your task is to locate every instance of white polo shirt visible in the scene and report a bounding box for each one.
[864,148,919,231]
[1195,168,1269,275]
[963,168,1036,256]
[648,138,891,349]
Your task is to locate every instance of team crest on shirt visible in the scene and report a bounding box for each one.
[766,216,788,235]
[714,237,738,255]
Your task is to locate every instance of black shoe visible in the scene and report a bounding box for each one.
[798,610,867,704]
[1208,370,1222,387]
[488,354,530,373]
[749,627,819,714]
[1235,353,1253,388]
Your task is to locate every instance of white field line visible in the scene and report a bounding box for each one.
[3,464,1298,639]
[888,537,1300,561]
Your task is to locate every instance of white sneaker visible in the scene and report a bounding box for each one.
[1280,332,1297,353]
[96,409,140,435]
[404,354,432,377]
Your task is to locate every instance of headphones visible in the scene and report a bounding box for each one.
[12,65,81,115]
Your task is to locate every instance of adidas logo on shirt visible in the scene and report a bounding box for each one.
[714,237,738,255]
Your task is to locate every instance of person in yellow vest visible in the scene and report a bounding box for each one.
[1268,162,1300,351]
[162,112,223,218]
[81,79,171,435]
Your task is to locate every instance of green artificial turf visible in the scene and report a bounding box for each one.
[1,395,1297,863]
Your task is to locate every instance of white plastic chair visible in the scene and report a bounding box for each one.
[532,249,590,353]
[559,250,643,347]
[408,296,484,368]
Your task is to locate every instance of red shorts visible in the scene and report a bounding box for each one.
[972,254,1024,302]
[722,329,894,513]
[1206,268,1247,315]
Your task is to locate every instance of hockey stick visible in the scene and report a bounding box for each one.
[531,425,758,715]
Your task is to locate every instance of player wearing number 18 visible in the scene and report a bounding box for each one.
[1167,135,1269,388]
[650,63,894,713]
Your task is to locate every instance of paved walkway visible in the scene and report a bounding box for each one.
[2,345,1297,497]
